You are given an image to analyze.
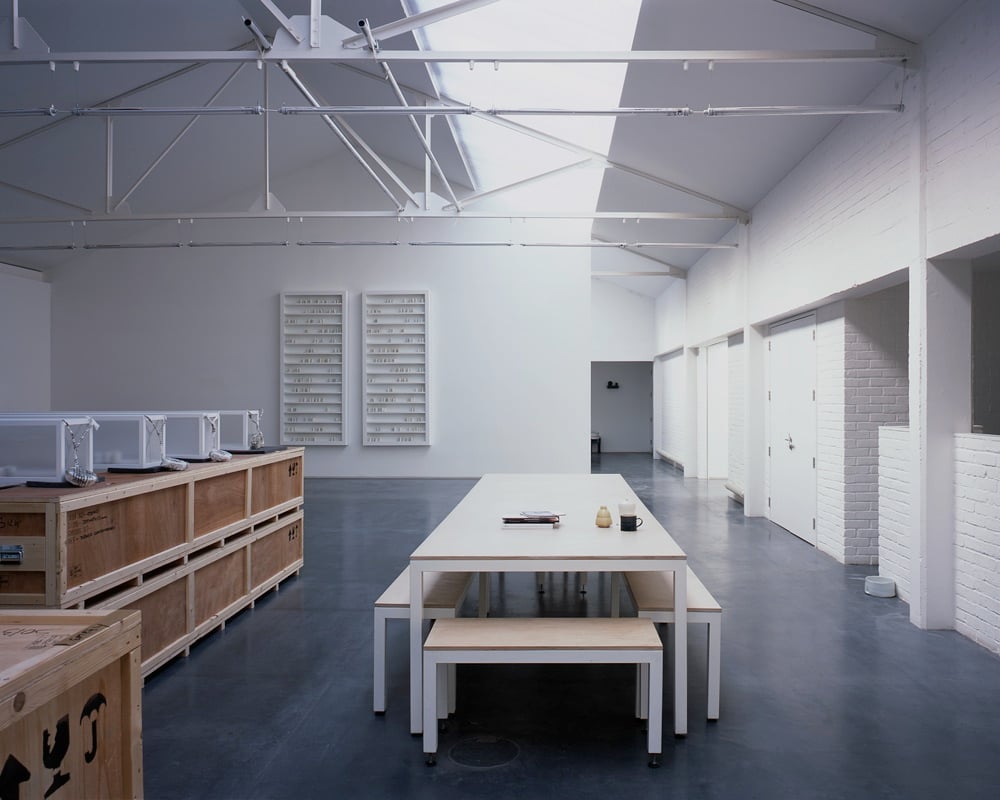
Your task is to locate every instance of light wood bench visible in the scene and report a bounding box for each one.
[422,616,664,767]
[374,566,473,714]
[624,566,722,720]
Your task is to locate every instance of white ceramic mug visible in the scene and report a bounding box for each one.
[618,501,636,517]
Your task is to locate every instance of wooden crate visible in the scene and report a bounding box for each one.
[0,450,304,677]
[0,609,142,800]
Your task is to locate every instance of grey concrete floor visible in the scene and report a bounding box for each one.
[142,454,1000,799]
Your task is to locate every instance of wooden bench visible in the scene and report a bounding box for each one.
[624,566,722,720]
[422,616,664,767]
[374,566,473,714]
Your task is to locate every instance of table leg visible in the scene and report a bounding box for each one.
[410,565,425,734]
[674,565,688,735]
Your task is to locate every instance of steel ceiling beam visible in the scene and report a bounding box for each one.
[0,48,913,66]
[334,63,750,220]
[772,0,917,47]
[279,60,404,212]
[442,160,594,210]
[358,19,462,211]
[0,210,739,225]
[591,235,688,278]
[342,0,504,48]
[253,0,303,44]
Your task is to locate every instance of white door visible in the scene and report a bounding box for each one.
[768,314,817,545]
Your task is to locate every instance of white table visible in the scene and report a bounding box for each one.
[408,473,688,736]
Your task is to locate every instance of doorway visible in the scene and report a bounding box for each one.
[591,361,653,453]
[767,314,817,545]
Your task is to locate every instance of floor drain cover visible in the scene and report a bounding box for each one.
[449,735,519,768]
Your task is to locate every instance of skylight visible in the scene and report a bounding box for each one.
[406,0,642,211]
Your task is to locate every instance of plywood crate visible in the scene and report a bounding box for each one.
[0,450,304,676]
[0,608,142,800]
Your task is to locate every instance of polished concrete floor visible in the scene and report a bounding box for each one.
[142,454,1000,799]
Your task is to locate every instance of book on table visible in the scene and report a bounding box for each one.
[501,511,562,529]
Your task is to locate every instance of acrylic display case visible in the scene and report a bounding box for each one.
[0,415,96,487]
[152,412,221,460]
[90,413,167,471]
[219,409,264,451]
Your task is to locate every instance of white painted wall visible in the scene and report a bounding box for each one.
[878,426,911,602]
[685,229,743,346]
[45,219,592,478]
[591,361,652,453]
[654,280,685,355]
[0,265,51,411]
[591,278,655,361]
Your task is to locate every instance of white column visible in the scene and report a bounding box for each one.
[908,258,971,629]
[743,323,768,516]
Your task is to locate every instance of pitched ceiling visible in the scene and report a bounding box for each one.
[0,0,966,293]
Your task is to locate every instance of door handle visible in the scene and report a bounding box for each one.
[785,434,794,450]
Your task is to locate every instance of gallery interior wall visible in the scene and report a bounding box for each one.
[41,217,594,478]
[0,266,51,411]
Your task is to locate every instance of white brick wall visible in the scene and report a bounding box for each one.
[842,285,910,565]
[728,332,745,495]
[954,434,1000,655]
[815,305,845,561]
[925,0,1000,259]
[747,72,920,324]
[658,350,686,465]
[813,287,909,566]
[878,426,911,602]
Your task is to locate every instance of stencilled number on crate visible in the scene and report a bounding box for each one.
[0,692,107,799]
[287,524,300,543]
[0,517,22,530]
[287,461,300,478]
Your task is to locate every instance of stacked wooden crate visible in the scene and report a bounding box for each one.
[0,448,304,676]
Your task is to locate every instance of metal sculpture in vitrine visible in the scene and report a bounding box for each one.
[64,418,99,487]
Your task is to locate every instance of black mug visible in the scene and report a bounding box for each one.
[621,515,643,532]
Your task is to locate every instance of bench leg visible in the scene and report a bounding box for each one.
[478,572,490,617]
[636,663,649,720]
[423,658,442,762]
[448,663,457,714]
[611,572,621,617]
[707,617,721,720]
[373,609,388,714]
[536,571,545,592]
[437,661,449,719]
[647,652,663,766]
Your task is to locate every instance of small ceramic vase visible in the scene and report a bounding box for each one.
[595,505,613,528]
